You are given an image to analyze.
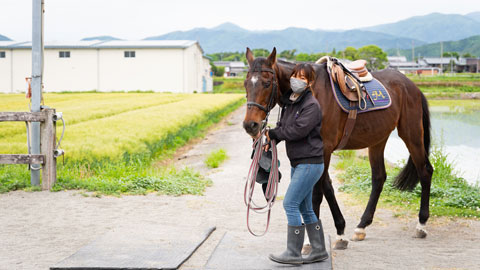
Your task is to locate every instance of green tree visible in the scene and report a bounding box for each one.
[342,47,358,61]
[443,52,459,59]
[213,66,225,77]
[295,53,313,62]
[252,48,270,57]
[462,53,474,58]
[357,45,387,70]
[331,48,337,56]
[279,49,297,60]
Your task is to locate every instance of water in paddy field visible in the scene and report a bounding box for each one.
[384,104,480,186]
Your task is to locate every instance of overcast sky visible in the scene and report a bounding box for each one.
[1,0,478,42]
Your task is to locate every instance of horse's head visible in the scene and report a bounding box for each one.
[243,47,278,137]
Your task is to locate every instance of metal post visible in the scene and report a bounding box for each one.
[31,0,44,186]
[440,42,443,74]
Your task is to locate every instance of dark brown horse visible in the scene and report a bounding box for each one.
[242,47,433,249]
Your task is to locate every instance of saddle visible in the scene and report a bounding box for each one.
[317,56,369,109]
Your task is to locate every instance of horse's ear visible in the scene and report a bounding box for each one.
[246,47,255,66]
[267,47,277,66]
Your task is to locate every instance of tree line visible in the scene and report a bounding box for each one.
[208,45,388,75]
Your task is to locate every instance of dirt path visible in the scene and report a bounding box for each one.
[0,106,479,270]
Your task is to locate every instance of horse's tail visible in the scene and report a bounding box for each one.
[393,92,431,191]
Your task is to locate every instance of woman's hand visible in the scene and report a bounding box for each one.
[264,131,271,152]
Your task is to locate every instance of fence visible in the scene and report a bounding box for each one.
[0,108,57,190]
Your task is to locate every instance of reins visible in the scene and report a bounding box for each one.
[244,66,281,236]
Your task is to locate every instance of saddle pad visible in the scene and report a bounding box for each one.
[332,77,392,113]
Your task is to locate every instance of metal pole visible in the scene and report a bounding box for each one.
[440,42,443,74]
[31,0,44,186]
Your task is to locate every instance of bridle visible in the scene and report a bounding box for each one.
[244,66,281,236]
[246,67,279,127]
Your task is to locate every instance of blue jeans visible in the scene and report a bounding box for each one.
[283,163,324,226]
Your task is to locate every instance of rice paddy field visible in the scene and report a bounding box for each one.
[0,93,245,194]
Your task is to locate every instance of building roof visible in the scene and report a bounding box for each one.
[389,61,420,67]
[387,56,407,62]
[423,57,457,65]
[0,40,199,50]
[213,61,246,68]
[94,40,198,49]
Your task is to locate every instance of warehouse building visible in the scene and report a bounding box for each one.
[0,40,213,93]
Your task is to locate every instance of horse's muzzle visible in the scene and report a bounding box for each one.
[243,121,260,137]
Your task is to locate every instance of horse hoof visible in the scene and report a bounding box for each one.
[351,228,366,241]
[333,239,349,250]
[414,223,428,238]
[302,244,312,255]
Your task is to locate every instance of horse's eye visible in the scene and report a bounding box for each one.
[263,81,271,88]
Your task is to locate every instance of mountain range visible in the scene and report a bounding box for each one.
[363,12,480,43]
[0,34,11,41]
[386,35,480,60]
[145,23,424,53]
[144,12,480,53]
[81,36,121,41]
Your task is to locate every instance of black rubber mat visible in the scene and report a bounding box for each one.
[50,225,215,270]
[205,231,332,270]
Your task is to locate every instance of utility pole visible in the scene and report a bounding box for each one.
[440,41,443,74]
[31,0,44,186]
[411,40,415,62]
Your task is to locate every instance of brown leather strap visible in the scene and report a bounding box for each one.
[335,108,357,150]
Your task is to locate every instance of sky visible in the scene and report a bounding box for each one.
[1,0,478,42]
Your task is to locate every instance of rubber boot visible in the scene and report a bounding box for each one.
[269,225,305,265]
[303,221,329,263]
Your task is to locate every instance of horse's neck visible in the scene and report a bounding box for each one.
[274,60,295,105]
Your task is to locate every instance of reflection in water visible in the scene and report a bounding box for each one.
[384,106,480,185]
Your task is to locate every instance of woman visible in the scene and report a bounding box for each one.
[266,63,328,265]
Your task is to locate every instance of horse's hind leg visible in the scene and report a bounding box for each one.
[352,139,388,241]
[399,135,433,238]
[312,150,348,249]
[397,95,433,238]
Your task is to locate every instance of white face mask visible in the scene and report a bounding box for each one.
[290,77,307,94]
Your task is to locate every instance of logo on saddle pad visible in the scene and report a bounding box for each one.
[333,78,392,114]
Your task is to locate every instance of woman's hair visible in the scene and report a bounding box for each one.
[291,63,316,86]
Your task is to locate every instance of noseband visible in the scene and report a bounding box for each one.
[246,67,279,117]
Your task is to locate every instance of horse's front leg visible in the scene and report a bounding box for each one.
[352,139,388,241]
[313,150,348,249]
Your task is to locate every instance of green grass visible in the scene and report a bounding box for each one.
[418,85,480,99]
[0,98,245,195]
[213,77,245,93]
[205,149,228,168]
[408,73,480,82]
[420,85,480,93]
[335,142,480,219]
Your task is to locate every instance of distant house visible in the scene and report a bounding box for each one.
[0,40,213,93]
[465,58,480,73]
[422,57,480,73]
[213,61,247,77]
[387,56,440,75]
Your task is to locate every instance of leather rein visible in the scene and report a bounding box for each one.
[244,66,281,236]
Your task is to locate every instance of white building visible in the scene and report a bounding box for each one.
[0,40,213,93]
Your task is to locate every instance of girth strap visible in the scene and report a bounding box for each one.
[335,107,357,150]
